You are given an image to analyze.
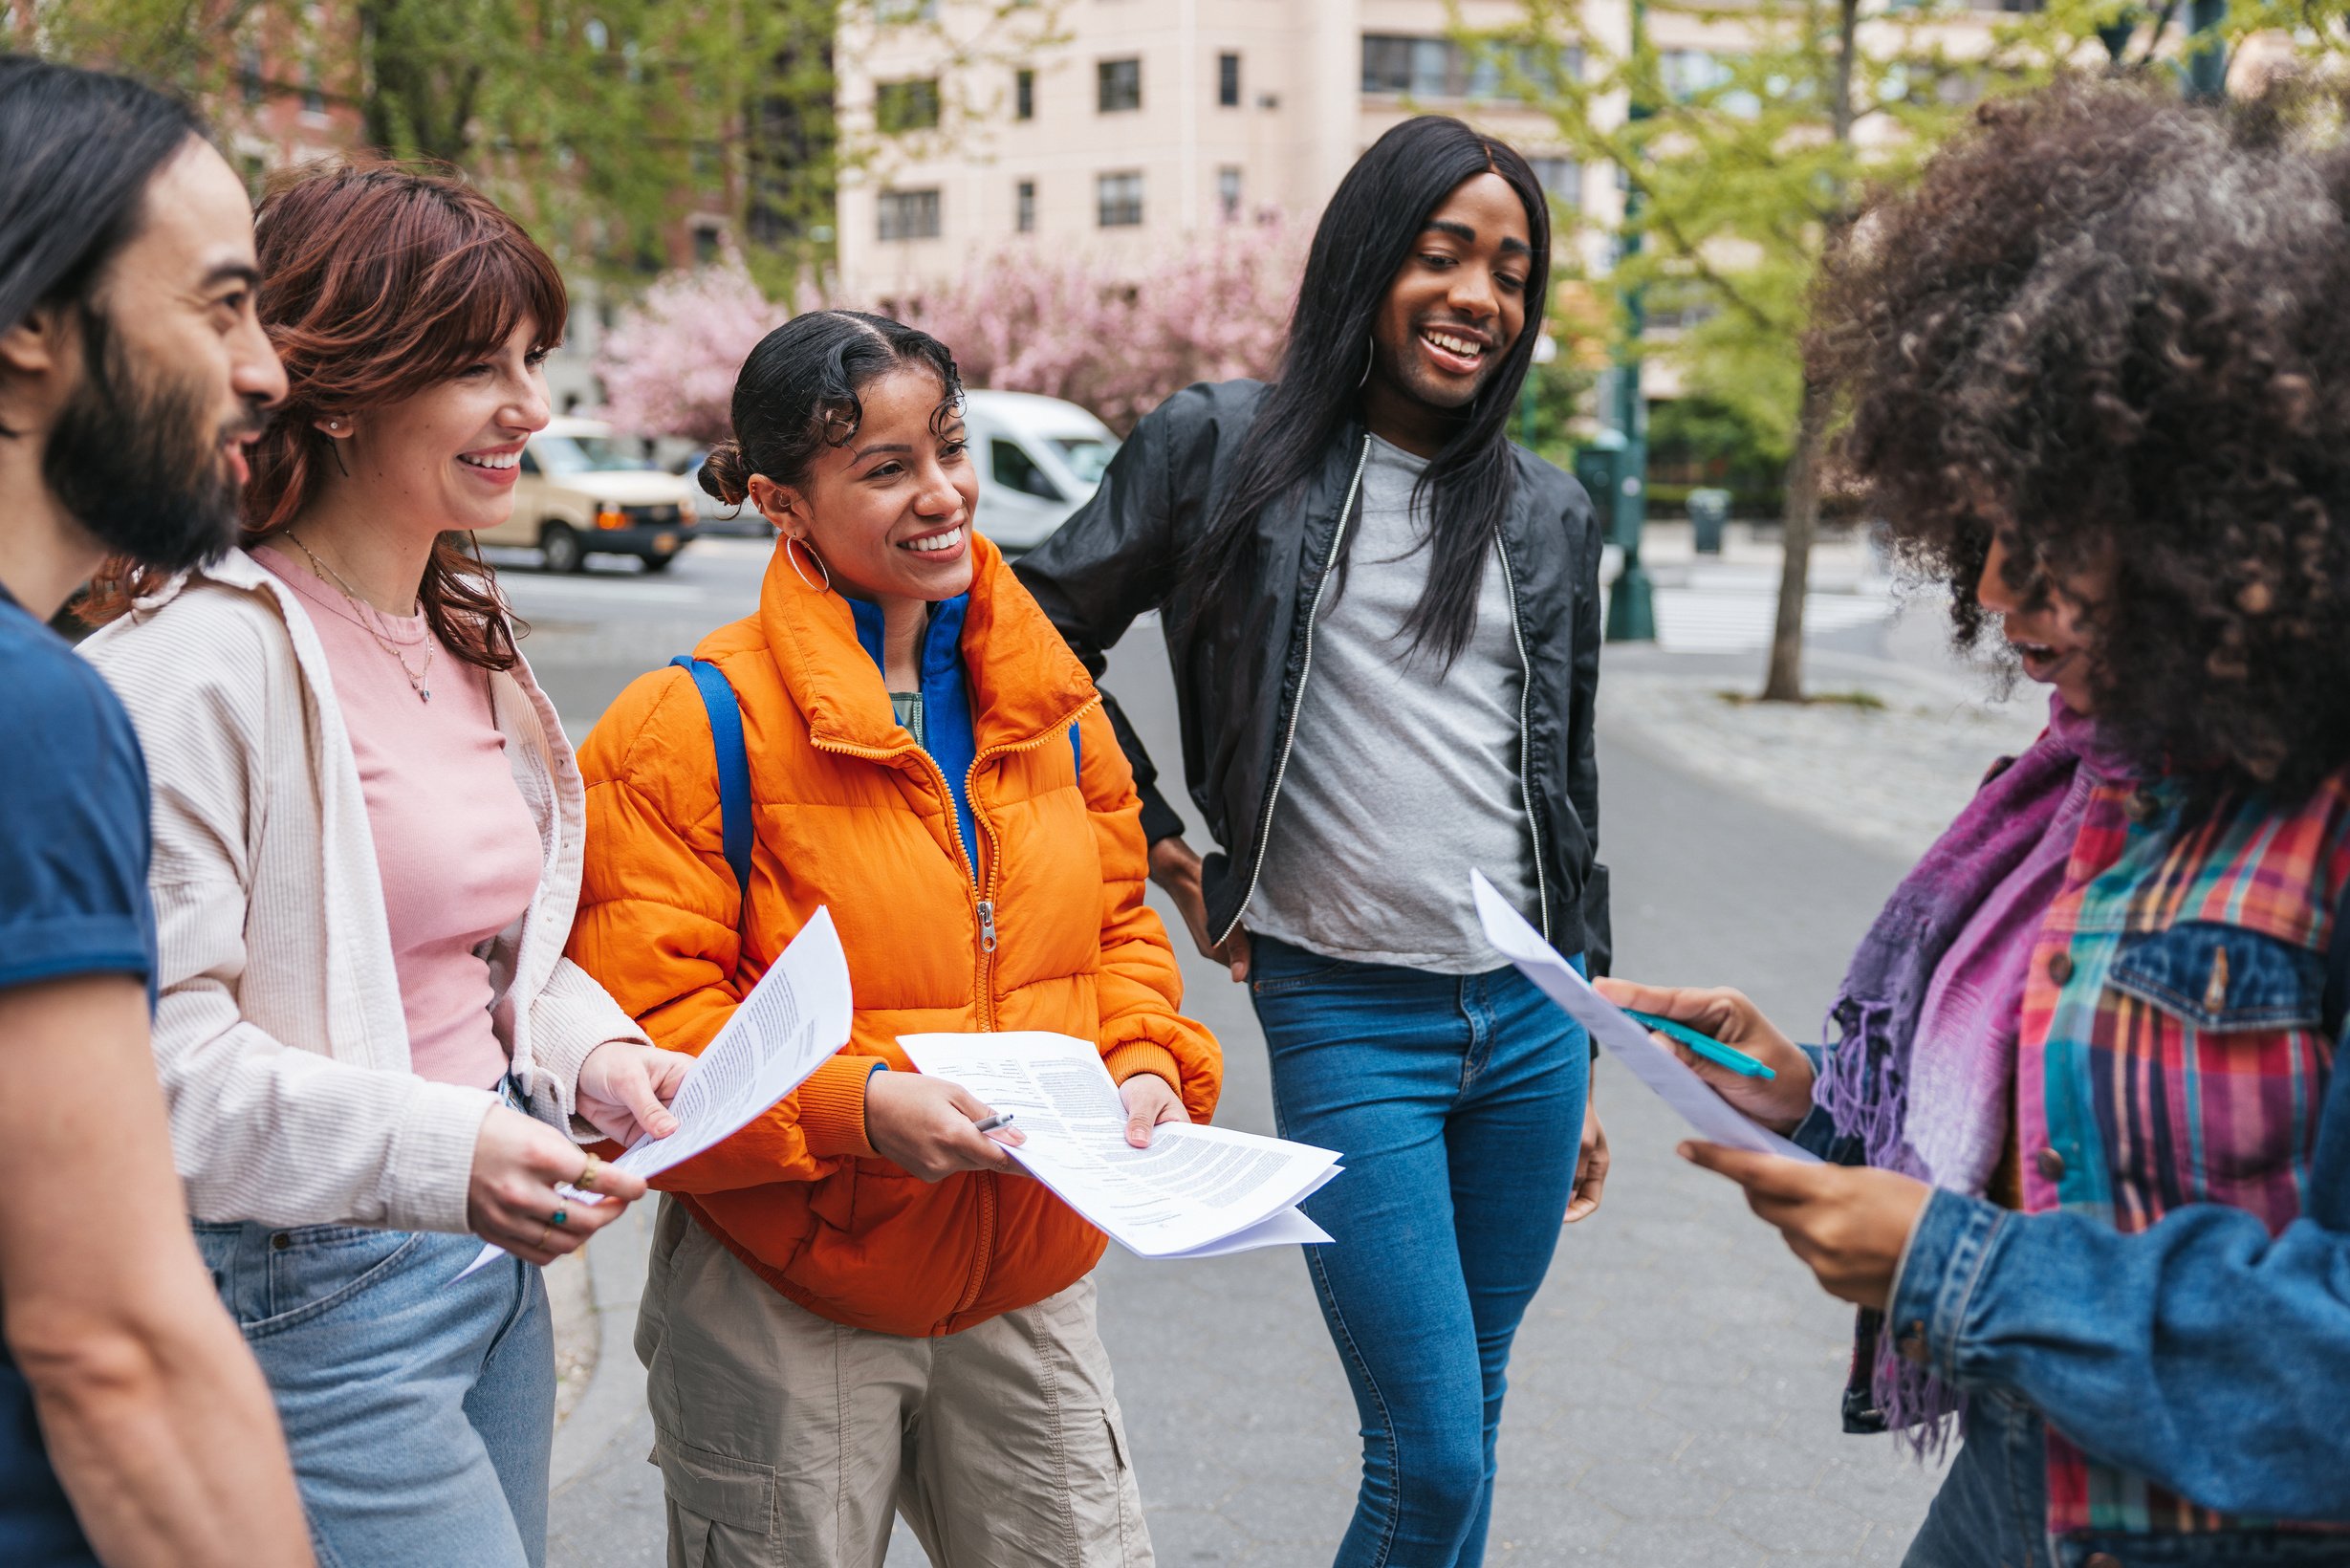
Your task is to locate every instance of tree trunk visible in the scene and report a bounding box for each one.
[1759,0,1858,704]
[1762,374,1831,701]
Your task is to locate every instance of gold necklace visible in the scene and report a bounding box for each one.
[285,533,436,703]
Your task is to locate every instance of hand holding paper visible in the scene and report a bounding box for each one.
[898,1033,1342,1259]
[457,907,857,1281]
[1468,872,1819,1163]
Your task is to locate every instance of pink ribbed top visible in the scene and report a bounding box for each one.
[259,546,541,1090]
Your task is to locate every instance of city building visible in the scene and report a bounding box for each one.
[834,0,1591,304]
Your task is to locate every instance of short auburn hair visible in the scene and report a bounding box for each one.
[89,159,565,670]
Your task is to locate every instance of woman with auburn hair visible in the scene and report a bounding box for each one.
[79,162,693,1567]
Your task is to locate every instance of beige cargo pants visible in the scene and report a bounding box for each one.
[636,1198,1155,1568]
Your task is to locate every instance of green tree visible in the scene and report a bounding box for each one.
[15,0,1058,282]
[1489,0,2344,700]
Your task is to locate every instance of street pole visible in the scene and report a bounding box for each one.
[1604,0,1656,642]
[2185,0,2226,99]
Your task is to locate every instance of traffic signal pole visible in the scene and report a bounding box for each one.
[1603,0,1657,642]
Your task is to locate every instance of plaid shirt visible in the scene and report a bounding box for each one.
[1890,768,2350,1544]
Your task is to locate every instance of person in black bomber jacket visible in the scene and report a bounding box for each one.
[1016,117,1611,1568]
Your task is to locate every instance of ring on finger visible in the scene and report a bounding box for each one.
[551,1207,568,1227]
[534,1222,552,1250]
[577,1154,601,1192]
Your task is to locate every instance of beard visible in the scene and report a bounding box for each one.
[43,305,260,575]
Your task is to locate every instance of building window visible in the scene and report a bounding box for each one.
[693,225,724,265]
[1015,179,1036,233]
[1098,57,1142,114]
[1361,35,1455,97]
[1015,68,1034,120]
[1217,53,1240,107]
[878,188,942,242]
[877,77,941,134]
[300,63,326,118]
[1096,170,1143,228]
[1216,166,1242,222]
[1360,35,1569,100]
[1530,156,1580,211]
[239,46,265,105]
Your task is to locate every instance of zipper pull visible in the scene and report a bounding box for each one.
[977,899,998,953]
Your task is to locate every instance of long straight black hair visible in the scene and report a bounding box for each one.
[1184,116,1552,665]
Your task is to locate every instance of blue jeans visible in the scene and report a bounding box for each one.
[193,1223,555,1568]
[1249,935,1590,1568]
[1904,1394,2350,1568]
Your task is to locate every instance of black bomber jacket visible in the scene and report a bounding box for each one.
[1013,379,1611,972]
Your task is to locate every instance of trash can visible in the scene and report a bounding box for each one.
[1574,436,1622,539]
[1686,487,1731,555]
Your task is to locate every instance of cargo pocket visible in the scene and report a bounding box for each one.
[655,1433,776,1566]
[1103,1409,1150,1567]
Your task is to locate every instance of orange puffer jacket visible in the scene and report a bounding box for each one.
[567,535,1220,1337]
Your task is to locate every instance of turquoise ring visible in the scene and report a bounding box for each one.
[551,1208,568,1227]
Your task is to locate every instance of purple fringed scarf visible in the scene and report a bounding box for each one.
[1819,695,2114,1453]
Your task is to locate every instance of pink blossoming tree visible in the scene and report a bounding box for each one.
[866,220,1302,433]
[596,259,790,446]
[597,222,1301,441]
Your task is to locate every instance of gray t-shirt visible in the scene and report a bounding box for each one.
[1246,435,1540,973]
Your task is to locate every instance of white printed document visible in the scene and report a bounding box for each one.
[458,907,857,1280]
[1469,871,1818,1163]
[897,1032,1343,1259]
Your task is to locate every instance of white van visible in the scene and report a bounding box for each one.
[960,390,1121,553]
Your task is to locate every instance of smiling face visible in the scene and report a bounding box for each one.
[321,317,551,537]
[752,364,978,604]
[1363,171,1533,443]
[1977,529,2115,714]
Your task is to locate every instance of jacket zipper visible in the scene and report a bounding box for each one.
[1493,536,1553,946]
[951,703,1099,1318]
[1215,435,1373,947]
[819,701,1099,1319]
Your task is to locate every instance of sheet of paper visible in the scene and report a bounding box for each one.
[1164,1205,1334,1258]
[459,907,858,1280]
[898,1032,1343,1258]
[1469,871,1818,1163]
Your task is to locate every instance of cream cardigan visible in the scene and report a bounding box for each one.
[82,547,649,1233]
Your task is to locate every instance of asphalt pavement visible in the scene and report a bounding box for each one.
[514,536,1952,1567]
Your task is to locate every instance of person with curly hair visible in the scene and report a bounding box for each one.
[1598,77,2350,1565]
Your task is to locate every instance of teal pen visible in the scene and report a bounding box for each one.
[1623,1008,1777,1080]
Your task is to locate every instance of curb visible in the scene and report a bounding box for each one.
[550,1196,656,1492]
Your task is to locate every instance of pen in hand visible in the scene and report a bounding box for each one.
[972,1112,1016,1135]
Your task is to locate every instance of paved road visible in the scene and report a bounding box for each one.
[521,537,1951,1567]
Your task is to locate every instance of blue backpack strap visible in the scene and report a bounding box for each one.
[666,656,752,903]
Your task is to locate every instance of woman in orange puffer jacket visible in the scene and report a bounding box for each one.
[566,311,1220,1568]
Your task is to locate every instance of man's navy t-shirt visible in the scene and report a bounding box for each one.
[0,585,156,1567]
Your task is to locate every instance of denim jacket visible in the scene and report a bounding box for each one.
[1801,769,2350,1551]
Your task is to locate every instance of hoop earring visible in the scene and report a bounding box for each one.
[784,534,832,594]
[1357,337,1377,389]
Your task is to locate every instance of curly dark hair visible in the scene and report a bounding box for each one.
[1812,76,2350,800]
